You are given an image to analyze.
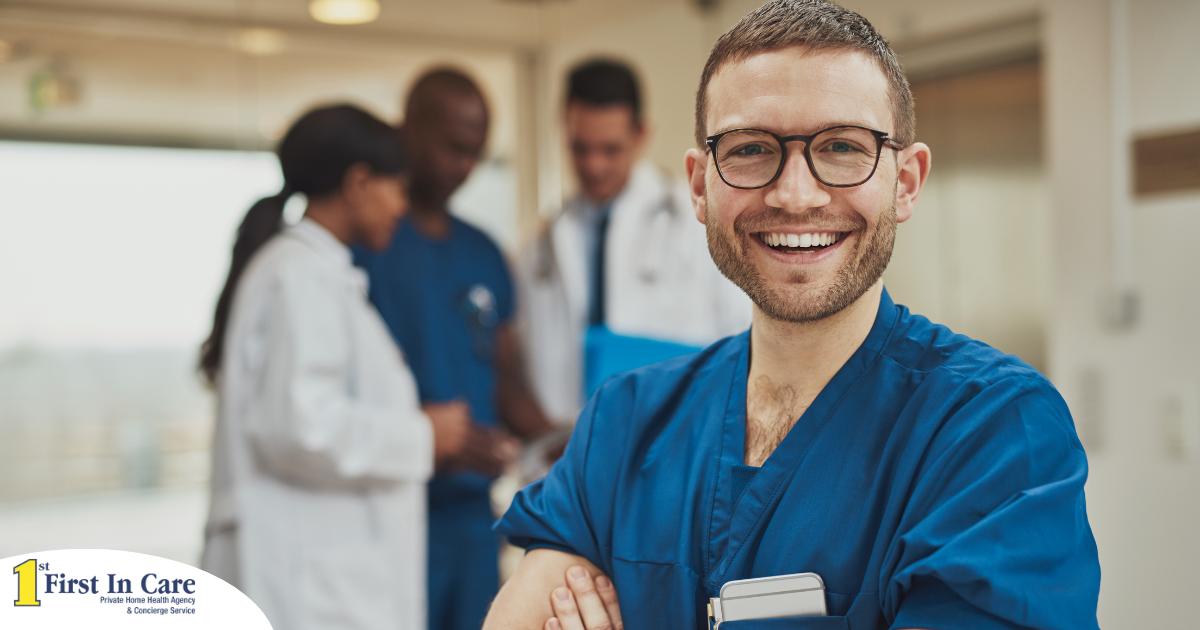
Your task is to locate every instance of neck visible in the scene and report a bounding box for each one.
[407,196,452,240]
[303,197,355,246]
[748,282,883,409]
[582,173,633,207]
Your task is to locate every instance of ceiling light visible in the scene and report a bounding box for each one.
[231,27,288,56]
[309,0,380,25]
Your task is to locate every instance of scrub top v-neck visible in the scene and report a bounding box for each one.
[497,289,1100,630]
[705,297,898,590]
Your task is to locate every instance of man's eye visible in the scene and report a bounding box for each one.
[733,144,769,156]
[822,141,863,154]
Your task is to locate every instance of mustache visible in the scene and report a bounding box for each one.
[731,206,867,235]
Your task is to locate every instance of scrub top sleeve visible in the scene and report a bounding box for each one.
[495,384,611,571]
[884,376,1100,630]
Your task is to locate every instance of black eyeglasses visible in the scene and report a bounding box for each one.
[705,125,904,189]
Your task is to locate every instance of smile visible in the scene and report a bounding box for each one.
[756,231,848,254]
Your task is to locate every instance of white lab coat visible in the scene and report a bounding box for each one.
[202,219,434,630]
[519,162,751,423]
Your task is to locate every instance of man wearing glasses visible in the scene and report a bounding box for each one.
[486,1,1101,629]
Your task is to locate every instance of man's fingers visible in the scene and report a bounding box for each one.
[594,576,624,630]
[550,587,586,630]
[546,565,618,630]
[565,566,614,630]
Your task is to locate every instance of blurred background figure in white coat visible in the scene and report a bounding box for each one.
[520,59,752,424]
[197,104,470,630]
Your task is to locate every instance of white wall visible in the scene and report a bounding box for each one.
[1045,1,1200,627]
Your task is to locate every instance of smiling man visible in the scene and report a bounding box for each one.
[485,2,1101,629]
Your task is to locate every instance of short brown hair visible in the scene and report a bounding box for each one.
[694,0,914,148]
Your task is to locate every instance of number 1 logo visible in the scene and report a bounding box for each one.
[13,559,40,606]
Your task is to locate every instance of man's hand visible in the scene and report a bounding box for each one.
[446,425,520,476]
[545,566,623,630]
[423,400,471,469]
[424,401,519,474]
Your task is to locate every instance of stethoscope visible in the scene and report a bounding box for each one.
[631,187,681,284]
[458,284,499,360]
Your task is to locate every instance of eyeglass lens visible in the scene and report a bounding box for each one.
[714,127,881,188]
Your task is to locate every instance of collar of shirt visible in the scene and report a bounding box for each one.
[287,218,369,296]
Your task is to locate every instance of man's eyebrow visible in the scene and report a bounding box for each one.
[709,120,885,137]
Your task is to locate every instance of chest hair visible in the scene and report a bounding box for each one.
[744,375,812,467]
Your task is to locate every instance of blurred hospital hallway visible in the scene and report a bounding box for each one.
[2,1,1199,628]
[0,487,206,565]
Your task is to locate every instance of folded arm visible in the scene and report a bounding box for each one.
[484,549,615,630]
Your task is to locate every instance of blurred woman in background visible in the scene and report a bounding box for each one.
[198,104,469,630]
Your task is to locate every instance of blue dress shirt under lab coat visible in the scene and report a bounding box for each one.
[496,289,1100,630]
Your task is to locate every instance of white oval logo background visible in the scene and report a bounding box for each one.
[3,549,271,629]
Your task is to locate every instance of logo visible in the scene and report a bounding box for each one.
[4,549,270,628]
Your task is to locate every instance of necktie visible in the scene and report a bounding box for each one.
[588,208,611,325]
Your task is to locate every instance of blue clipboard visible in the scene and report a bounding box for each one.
[584,324,703,397]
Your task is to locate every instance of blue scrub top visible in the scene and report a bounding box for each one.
[496,290,1100,630]
[355,216,514,499]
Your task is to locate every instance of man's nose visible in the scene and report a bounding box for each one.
[762,146,832,211]
[585,150,608,168]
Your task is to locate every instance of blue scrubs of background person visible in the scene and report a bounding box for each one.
[359,69,556,630]
[356,215,514,630]
[497,291,1100,629]
[484,2,1100,629]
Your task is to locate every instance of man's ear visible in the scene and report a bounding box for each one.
[894,142,931,224]
[632,119,651,155]
[685,148,708,225]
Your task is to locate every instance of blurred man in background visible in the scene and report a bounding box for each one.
[353,68,556,630]
[519,59,751,425]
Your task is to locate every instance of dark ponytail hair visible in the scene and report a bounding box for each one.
[199,104,406,386]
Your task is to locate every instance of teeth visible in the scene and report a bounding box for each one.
[763,232,841,249]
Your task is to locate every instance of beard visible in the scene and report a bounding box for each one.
[706,193,898,323]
